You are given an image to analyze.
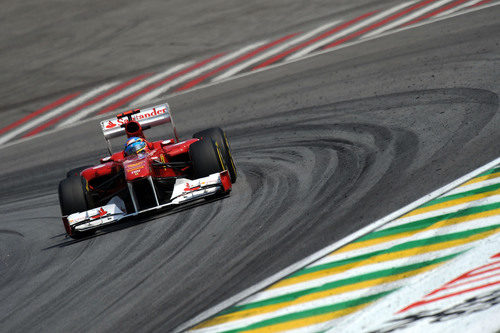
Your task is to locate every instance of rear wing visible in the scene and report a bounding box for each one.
[100,103,178,154]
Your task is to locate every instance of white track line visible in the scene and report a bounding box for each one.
[211,21,342,82]
[363,0,456,38]
[435,0,484,17]
[57,62,193,127]
[133,41,267,105]
[174,158,500,332]
[286,2,416,61]
[0,82,119,145]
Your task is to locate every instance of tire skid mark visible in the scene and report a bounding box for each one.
[171,89,497,332]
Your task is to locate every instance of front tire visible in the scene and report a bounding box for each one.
[58,176,95,238]
[189,138,225,179]
[193,127,237,182]
[59,176,90,216]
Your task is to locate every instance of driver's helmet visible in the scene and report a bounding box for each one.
[124,137,148,156]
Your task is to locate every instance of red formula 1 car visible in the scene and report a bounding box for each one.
[58,103,236,238]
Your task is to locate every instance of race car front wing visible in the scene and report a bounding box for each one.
[63,171,232,236]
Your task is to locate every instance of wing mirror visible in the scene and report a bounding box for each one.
[100,156,112,164]
[161,139,175,146]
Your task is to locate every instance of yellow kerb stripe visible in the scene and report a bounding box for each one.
[402,188,500,218]
[459,171,500,187]
[271,226,499,289]
[334,207,500,255]
[244,302,371,333]
[194,262,443,329]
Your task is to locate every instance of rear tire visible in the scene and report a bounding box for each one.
[58,176,95,239]
[189,138,224,179]
[193,127,237,182]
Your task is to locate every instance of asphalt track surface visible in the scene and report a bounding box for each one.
[0,1,499,332]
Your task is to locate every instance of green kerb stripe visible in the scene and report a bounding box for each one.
[221,290,394,333]
[288,224,500,279]
[476,167,500,178]
[358,202,500,242]
[419,182,500,208]
[219,253,458,315]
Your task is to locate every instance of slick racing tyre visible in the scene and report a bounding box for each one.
[193,127,237,183]
[58,176,95,239]
[189,138,225,179]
